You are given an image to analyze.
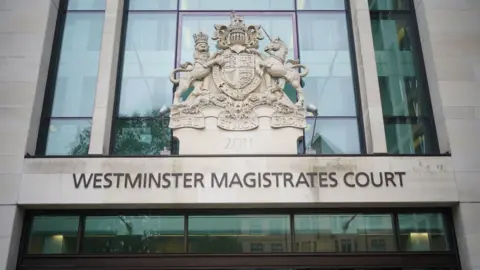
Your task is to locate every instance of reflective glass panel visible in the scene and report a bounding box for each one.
[179,14,295,63]
[188,215,290,253]
[27,216,79,254]
[398,213,449,251]
[68,0,106,10]
[371,13,438,154]
[305,118,360,154]
[297,0,345,10]
[369,0,411,10]
[118,13,177,116]
[129,0,178,10]
[82,216,184,253]
[51,13,104,118]
[297,13,356,117]
[295,214,395,252]
[45,119,91,155]
[384,120,436,154]
[179,0,294,10]
[113,118,171,155]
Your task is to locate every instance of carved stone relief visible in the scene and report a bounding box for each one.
[168,11,309,131]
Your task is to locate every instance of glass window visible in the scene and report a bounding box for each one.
[82,216,184,253]
[113,118,171,155]
[294,214,396,252]
[297,12,361,154]
[188,215,290,253]
[179,0,294,10]
[370,6,438,154]
[129,0,178,10]
[27,216,80,254]
[112,12,177,155]
[398,213,450,251]
[68,0,106,10]
[368,0,411,10]
[298,13,354,116]
[38,7,104,156]
[297,0,345,10]
[179,14,295,63]
[304,118,360,154]
[45,119,92,155]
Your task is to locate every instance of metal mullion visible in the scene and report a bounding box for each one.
[289,213,296,252]
[184,215,189,253]
[76,215,86,254]
[126,10,177,14]
[393,212,402,252]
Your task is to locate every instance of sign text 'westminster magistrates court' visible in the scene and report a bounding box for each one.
[73,171,407,189]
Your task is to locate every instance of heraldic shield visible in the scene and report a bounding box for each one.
[212,50,262,101]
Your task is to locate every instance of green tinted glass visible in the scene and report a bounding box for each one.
[398,213,450,251]
[295,214,395,252]
[27,216,80,254]
[113,118,172,155]
[82,216,184,253]
[368,0,411,10]
[188,215,291,253]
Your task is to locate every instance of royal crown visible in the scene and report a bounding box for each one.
[193,32,209,44]
[228,11,247,45]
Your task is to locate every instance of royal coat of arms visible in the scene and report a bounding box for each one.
[168,11,309,131]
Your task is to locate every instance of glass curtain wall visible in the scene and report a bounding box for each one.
[369,0,438,154]
[36,0,105,155]
[111,0,362,155]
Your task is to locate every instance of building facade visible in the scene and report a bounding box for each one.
[0,0,479,269]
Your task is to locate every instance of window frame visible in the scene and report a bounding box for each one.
[369,0,440,155]
[35,0,105,156]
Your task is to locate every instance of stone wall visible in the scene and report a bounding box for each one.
[414,0,480,269]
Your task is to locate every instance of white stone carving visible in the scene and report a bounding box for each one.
[168,11,309,131]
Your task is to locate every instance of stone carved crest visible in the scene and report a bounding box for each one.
[168,11,309,131]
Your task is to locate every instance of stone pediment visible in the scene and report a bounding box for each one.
[168,11,309,131]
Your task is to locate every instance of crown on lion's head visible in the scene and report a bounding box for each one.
[193,32,209,44]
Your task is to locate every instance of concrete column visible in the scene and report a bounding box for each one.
[88,0,124,155]
[349,0,387,154]
[414,1,480,269]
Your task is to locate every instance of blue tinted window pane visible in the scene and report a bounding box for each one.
[398,213,449,251]
[27,216,79,254]
[180,0,294,10]
[68,0,106,10]
[297,0,345,10]
[305,118,360,154]
[119,13,177,116]
[129,0,177,10]
[188,215,290,253]
[297,13,356,117]
[51,13,104,117]
[45,119,91,155]
[295,214,395,252]
[82,216,184,253]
